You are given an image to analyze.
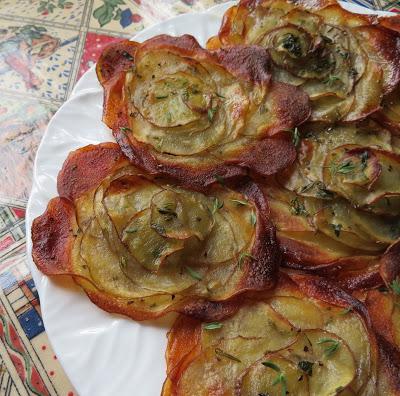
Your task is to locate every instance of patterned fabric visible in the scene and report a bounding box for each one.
[0,0,395,394]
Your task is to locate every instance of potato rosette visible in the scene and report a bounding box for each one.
[98,35,310,188]
[162,273,400,395]
[209,0,400,123]
[31,143,281,321]
[261,119,400,289]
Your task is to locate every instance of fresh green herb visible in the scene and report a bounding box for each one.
[292,127,301,147]
[250,211,257,226]
[185,266,203,281]
[212,198,224,214]
[230,199,248,206]
[208,107,217,122]
[238,252,255,269]
[378,285,389,293]
[216,92,225,99]
[125,227,138,233]
[281,33,303,57]
[390,277,400,295]
[155,94,169,99]
[120,126,131,133]
[298,360,314,376]
[360,151,369,171]
[262,361,281,372]
[272,373,287,396]
[330,223,342,237]
[321,35,333,44]
[158,206,178,218]
[286,127,301,147]
[290,197,309,217]
[203,322,223,330]
[330,160,356,175]
[262,361,287,396]
[120,257,127,269]
[151,223,166,235]
[323,75,340,86]
[300,182,315,193]
[317,338,340,357]
[214,348,241,362]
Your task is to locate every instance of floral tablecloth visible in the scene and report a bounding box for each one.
[0,0,398,395]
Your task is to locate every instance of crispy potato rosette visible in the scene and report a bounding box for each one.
[162,273,400,395]
[209,0,400,123]
[31,143,281,321]
[97,36,310,188]
[261,120,400,290]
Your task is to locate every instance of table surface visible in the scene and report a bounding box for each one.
[0,0,398,395]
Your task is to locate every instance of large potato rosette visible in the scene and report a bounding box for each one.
[97,35,310,188]
[162,273,400,395]
[209,0,400,123]
[262,119,400,289]
[31,143,281,321]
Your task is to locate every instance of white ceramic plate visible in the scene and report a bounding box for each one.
[26,2,393,395]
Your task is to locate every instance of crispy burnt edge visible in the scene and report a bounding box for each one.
[365,289,400,393]
[32,143,281,321]
[161,272,378,396]
[279,236,400,291]
[102,36,310,189]
[213,0,400,96]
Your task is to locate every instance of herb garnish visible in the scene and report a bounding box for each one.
[120,257,127,269]
[215,348,241,362]
[185,266,203,281]
[230,199,248,206]
[360,151,369,171]
[290,197,309,217]
[208,107,217,122]
[298,360,314,376]
[323,75,340,86]
[330,223,342,237]
[238,252,255,269]
[203,322,223,330]
[120,127,131,133]
[216,92,226,99]
[158,205,178,219]
[262,361,287,396]
[211,198,224,214]
[155,94,169,99]
[281,33,303,58]
[300,182,314,193]
[330,160,356,175]
[125,227,138,233]
[286,127,301,147]
[250,211,257,226]
[317,338,340,357]
[390,277,400,295]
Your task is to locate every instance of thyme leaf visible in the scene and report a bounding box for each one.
[290,197,309,217]
[211,198,224,214]
[185,266,203,281]
[298,360,314,376]
[330,223,342,237]
[230,199,248,206]
[203,322,223,330]
[390,277,400,296]
[317,338,340,357]
[250,211,257,226]
[215,348,241,362]
[330,160,356,175]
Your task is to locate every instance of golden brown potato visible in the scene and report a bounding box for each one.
[210,0,400,123]
[162,273,400,395]
[31,143,282,321]
[260,119,400,290]
[97,36,311,189]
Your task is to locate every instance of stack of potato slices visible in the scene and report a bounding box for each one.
[32,0,400,394]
